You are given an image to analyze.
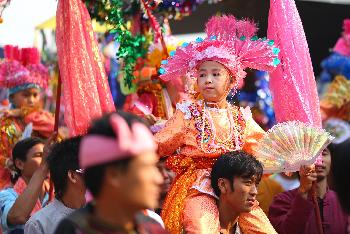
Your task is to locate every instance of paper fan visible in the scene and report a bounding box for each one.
[256,121,334,173]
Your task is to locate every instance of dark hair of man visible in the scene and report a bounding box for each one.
[47,136,82,199]
[330,140,350,214]
[211,150,263,197]
[11,137,45,183]
[84,111,149,197]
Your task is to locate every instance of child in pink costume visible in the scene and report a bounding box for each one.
[0,45,54,189]
[155,15,280,233]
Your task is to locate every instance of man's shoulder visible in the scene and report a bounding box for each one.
[54,217,78,234]
[54,206,90,234]
[136,211,168,233]
[326,189,338,196]
[325,189,343,203]
[26,200,56,223]
[273,188,299,201]
[0,188,17,201]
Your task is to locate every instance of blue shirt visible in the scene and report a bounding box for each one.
[0,188,48,234]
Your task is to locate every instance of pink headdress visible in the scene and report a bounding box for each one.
[333,19,350,56]
[158,15,280,85]
[0,45,49,91]
[79,114,157,169]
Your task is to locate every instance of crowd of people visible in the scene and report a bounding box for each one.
[0,112,348,233]
[0,3,349,234]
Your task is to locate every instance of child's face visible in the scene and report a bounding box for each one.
[197,61,233,103]
[11,88,41,109]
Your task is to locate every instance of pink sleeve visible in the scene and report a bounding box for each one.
[154,110,186,157]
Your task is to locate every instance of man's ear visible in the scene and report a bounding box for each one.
[105,166,122,188]
[68,171,78,183]
[14,159,25,171]
[218,178,227,194]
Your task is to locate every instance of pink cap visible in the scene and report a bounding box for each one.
[79,114,157,169]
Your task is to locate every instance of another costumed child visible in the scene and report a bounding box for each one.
[0,45,54,189]
[155,15,280,233]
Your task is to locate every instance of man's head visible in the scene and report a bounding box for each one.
[211,151,263,214]
[47,136,85,207]
[157,157,175,206]
[197,61,235,103]
[12,137,45,181]
[315,148,331,181]
[82,111,163,210]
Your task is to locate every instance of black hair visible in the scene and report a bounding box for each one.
[47,136,82,199]
[330,140,350,214]
[83,111,148,197]
[211,150,263,197]
[11,137,45,183]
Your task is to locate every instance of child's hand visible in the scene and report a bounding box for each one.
[58,127,70,140]
[43,132,59,160]
[145,114,158,125]
[0,109,21,117]
[38,132,59,178]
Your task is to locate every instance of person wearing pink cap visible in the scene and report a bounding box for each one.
[0,45,54,189]
[54,111,167,234]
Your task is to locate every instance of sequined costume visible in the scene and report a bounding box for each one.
[155,100,277,233]
[0,107,54,189]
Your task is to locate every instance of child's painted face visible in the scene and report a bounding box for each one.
[11,88,41,109]
[197,61,234,103]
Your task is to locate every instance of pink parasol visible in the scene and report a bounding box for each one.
[56,0,115,136]
[268,0,324,233]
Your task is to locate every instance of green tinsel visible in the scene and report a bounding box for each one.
[108,0,148,89]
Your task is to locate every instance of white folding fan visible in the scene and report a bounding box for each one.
[256,121,334,173]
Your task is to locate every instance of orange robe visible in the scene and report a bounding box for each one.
[155,100,277,233]
[0,107,54,189]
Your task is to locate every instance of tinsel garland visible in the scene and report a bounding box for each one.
[85,0,224,22]
[108,0,148,89]
[84,0,224,88]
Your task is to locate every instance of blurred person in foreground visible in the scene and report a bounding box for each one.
[210,151,263,233]
[24,136,85,234]
[54,112,167,234]
[268,148,348,233]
